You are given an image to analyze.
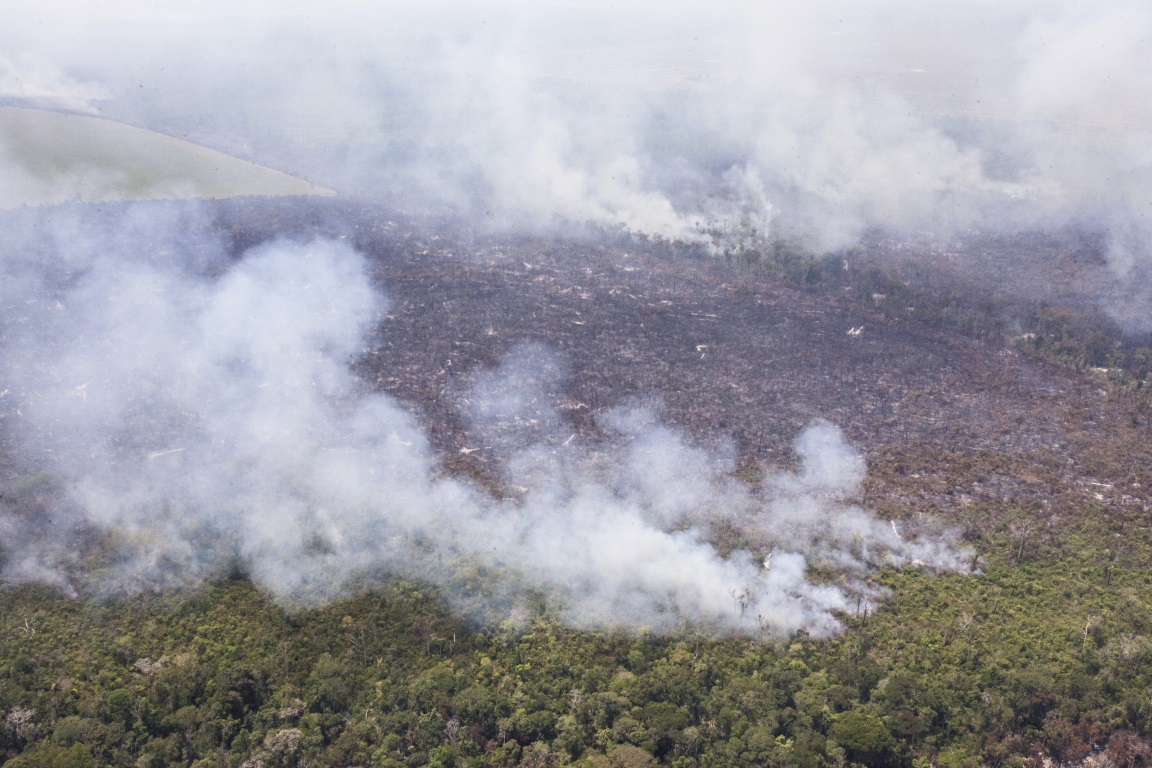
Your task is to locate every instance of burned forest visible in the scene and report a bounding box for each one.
[4,195,1152,768]
[5,2,1152,766]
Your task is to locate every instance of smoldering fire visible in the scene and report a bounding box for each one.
[5,0,1143,636]
[0,205,970,637]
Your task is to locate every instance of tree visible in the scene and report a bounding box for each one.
[607,744,657,768]
[828,710,893,765]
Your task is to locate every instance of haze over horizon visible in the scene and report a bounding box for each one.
[2,1,1149,270]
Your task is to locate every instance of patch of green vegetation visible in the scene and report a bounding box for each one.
[2,500,1152,768]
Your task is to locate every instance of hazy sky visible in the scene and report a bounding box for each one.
[1,0,1150,315]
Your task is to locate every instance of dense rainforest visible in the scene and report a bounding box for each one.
[4,519,1152,768]
[5,199,1152,768]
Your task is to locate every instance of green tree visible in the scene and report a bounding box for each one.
[828,709,894,765]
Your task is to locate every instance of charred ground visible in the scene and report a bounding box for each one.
[212,197,1152,557]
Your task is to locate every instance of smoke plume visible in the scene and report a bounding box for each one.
[0,206,969,636]
[2,1,1150,325]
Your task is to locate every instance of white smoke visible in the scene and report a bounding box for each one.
[3,0,1152,302]
[0,55,110,113]
[0,206,969,636]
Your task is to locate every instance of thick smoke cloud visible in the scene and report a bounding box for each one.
[2,1,1150,325]
[0,208,969,636]
[0,4,1147,240]
[4,0,1136,632]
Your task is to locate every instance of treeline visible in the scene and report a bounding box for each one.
[4,503,1152,768]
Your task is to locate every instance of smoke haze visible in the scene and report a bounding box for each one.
[0,3,1148,236]
[0,207,969,636]
[3,0,1139,633]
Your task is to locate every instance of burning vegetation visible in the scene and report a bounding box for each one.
[4,2,1152,765]
[3,196,1152,767]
